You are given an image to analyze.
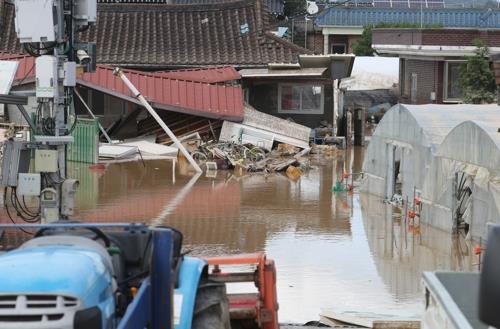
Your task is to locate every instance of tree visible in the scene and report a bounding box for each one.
[458,39,497,104]
[284,0,305,17]
[352,25,374,56]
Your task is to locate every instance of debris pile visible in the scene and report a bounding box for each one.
[190,141,311,175]
[310,144,339,157]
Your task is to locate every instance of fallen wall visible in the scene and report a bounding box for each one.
[219,104,311,150]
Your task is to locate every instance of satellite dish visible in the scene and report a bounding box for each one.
[306,1,319,15]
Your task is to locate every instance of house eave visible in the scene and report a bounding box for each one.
[373,44,500,58]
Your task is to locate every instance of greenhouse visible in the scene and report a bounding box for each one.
[361,104,500,204]
[421,120,500,241]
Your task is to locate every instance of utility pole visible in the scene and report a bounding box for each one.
[304,16,308,50]
[420,2,423,28]
[2,0,97,222]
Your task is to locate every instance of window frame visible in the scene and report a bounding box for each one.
[331,43,347,54]
[277,83,325,115]
[443,60,465,103]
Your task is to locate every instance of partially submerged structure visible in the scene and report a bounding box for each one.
[240,54,354,128]
[362,104,500,202]
[2,53,244,138]
[421,120,500,240]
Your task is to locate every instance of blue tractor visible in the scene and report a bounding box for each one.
[0,222,231,329]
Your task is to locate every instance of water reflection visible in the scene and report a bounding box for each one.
[360,193,474,315]
[0,147,475,323]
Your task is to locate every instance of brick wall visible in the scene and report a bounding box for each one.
[400,59,443,104]
[307,32,324,54]
[373,28,500,47]
[422,29,500,47]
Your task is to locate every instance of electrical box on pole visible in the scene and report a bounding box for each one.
[3,0,98,223]
[35,56,59,98]
[74,0,97,26]
[14,0,56,43]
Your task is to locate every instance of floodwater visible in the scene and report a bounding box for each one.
[0,147,476,323]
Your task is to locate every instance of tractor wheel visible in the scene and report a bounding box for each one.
[192,279,231,329]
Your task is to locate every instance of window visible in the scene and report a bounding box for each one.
[444,61,465,101]
[331,43,346,54]
[278,84,324,114]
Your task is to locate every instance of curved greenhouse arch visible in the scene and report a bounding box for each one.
[421,120,500,240]
[362,104,499,201]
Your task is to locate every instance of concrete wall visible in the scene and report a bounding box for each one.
[306,31,325,54]
[248,81,334,128]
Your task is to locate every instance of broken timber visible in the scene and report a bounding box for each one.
[113,68,202,173]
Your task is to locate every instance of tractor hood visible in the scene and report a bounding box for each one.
[0,236,114,305]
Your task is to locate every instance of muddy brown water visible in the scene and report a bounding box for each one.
[0,147,476,324]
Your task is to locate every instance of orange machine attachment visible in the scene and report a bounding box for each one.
[204,253,279,329]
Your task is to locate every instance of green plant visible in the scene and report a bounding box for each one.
[458,39,497,104]
[284,0,305,17]
[352,25,374,56]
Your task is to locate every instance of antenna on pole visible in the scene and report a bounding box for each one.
[420,1,423,28]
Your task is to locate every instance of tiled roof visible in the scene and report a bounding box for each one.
[162,0,284,14]
[2,53,244,120]
[153,66,241,83]
[316,7,500,28]
[0,0,307,67]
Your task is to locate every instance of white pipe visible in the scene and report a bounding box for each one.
[74,88,113,144]
[113,68,202,173]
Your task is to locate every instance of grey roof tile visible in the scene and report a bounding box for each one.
[0,0,306,67]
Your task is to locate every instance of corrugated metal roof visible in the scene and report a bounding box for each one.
[316,7,500,28]
[0,52,35,83]
[153,66,241,83]
[80,66,243,120]
[2,53,244,121]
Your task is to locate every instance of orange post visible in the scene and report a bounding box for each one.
[263,259,279,329]
[204,253,279,329]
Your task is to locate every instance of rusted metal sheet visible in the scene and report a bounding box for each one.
[0,53,35,84]
[2,53,244,121]
[153,66,241,84]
